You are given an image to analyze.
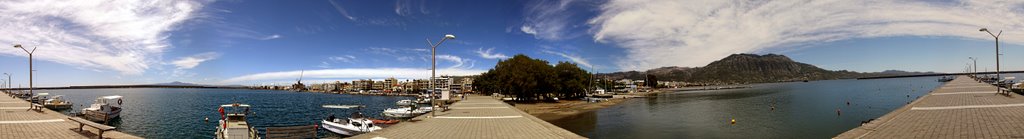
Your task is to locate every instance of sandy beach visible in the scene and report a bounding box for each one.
[513,98,631,121]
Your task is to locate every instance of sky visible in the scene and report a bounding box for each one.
[0,0,1022,87]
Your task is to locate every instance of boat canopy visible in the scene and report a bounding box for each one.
[220,103,252,107]
[36,93,49,96]
[99,95,123,100]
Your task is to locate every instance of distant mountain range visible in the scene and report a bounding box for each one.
[599,54,937,84]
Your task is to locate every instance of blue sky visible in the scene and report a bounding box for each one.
[0,0,1022,86]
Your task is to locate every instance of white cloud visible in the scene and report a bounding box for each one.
[329,55,357,63]
[0,0,203,75]
[521,0,580,40]
[328,0,357,21]
[171,52,220,69]
[437,54,474,69]
[317,61,331,68]
[475,47,510,59]
[221,68,486,83]
[590,0,1024,71]
[259,34,282,40]
[542,50,593,68]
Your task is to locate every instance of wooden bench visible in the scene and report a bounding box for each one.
[68,117,116,139]
[999,88,1014,97]
[29,103,43,112]
[265,125,317,139]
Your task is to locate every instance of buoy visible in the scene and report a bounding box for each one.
[204,117,209,122]
[731,118,736,125]
[846,101,850,105]
[770,106,775,111]
[837,108,842,116]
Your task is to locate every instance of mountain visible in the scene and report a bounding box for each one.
[599,54,931,84]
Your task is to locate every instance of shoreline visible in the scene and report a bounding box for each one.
[513,90,672,122]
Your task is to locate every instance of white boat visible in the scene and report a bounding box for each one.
[414,98,432,104]
[381,106,432,118]
[30,93,49,104]
[216,103,259,139]
[396,100,414,106]
[82,95,123,123]
[321,105,394,136]
[43,95,73,110]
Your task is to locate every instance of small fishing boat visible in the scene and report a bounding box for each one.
[396,99,414,106]
[321,105,387,136]
[43,95,73,110]
[381,106,432,118]
[415,97,432,104]
[215,103,259,139]
[29,93,49,104]
[82,95,123,123]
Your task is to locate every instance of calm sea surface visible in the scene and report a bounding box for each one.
[551,76,945,139]
[34,76,965,138]
[40,88,412,139]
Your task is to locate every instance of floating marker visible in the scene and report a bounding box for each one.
[731,118,736,125]
[837,108,842,116]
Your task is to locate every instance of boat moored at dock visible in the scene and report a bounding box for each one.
[216,103,259,139]
[82,95,123,123]
[43,95,73,110]
[320,105,388,136]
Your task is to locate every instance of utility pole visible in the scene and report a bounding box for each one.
[13,45,35,95]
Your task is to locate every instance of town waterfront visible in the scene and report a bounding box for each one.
[39,88,412,138]
[552,76,943,139]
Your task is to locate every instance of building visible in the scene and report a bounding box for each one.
[352,79,373,91]
[434,76,452,99]
[460,77,474,94]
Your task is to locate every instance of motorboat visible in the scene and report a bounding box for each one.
[415,97,432,104]
[937,76,953,82]
[215,103,259,139]
[381,106,432,118]
[320,105,387,136]
[396,99,414,106]
[43,95,73,110]
[82,95,123,123]
[29,93,49,104]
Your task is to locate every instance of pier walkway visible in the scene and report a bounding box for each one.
[0,93,139,139]
[837,76,1024,138]
[353,95,585,139]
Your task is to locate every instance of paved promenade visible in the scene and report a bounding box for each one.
[836,76,1024,139]
[353,95,585,139]
[0,92,139,139]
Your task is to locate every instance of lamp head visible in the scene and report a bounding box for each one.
[444,34,455,39]
[13,44,21,48]
[980,28,988,32]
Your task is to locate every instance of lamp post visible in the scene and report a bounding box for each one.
[968,57,977,78]
[13,44,35,95]
[427,34,455,117]
[979,28,1001,82]
[3,73,9,91]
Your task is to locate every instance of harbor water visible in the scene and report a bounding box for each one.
[40,88,412,138]
[551,76,944,138]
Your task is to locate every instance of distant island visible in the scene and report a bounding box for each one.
[599,53,939,84]
[0,81,246,90]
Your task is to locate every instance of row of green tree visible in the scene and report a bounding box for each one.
[473,54,592,101]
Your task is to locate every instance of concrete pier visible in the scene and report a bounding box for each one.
[836,76,1024,138]
[0,92,140,139]
[352,95,585,139]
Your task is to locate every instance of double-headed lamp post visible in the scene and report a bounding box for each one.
[979,28,1001,81]
[427,34,455,117]
[13,44,35,95]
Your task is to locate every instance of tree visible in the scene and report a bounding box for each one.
[473,54,591,101]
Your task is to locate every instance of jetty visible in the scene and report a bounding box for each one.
[836,76,1024,138]
[0,92,139,139]
[352,95,585,139]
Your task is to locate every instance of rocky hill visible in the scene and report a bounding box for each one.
[599,54,931,84]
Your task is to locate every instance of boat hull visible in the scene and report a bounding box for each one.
[83,109,121,122]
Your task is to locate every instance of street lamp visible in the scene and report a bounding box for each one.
[427,34,455,117]
[979,28,1001,82]
[968,57,977,78]
[2,73,9,91]
[13,44,35,95]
